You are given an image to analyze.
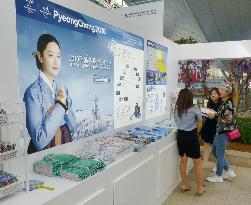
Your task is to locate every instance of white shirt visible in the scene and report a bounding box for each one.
[39,71,55,96]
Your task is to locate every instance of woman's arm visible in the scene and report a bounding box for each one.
[24,87,65,151]
[194,105,202,136]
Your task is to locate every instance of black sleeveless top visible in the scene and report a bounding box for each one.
[201,101,222,142]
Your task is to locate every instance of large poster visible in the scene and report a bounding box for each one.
[178,60,210,96]
[113,40,144,129]
[16,0,144,153]
[146,40,168,119]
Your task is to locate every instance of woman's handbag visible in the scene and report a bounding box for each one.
[227,129,241,141]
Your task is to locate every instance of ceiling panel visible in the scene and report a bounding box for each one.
[186,0,251,42]
[163,0,207,42]
[186,0,222,42]
[90,0,251,42]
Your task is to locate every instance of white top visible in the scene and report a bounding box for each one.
[39,71,55,95]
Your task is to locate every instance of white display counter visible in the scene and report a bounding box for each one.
[0,132,193,205]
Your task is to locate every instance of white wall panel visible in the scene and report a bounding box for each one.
[113,156,157,205]
[78,189,105,205]
[113,1,164,35]
[158,142,179,199]
[43,170,112,205]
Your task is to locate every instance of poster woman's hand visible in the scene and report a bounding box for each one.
[56,86,67,106]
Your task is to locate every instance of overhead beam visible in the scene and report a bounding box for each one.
[179,40,251,60]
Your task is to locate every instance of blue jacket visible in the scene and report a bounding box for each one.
[24,76,77,151]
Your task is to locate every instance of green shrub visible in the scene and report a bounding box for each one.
[236,115,251,144]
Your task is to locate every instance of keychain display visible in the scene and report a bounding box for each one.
[0,171,18,188]
[115,125,171,152]
[0,141,16,153]
[155,119,176,129]
[34,154,78,177]
[33,120,174,181]
[34,154,106,182]
[77,136,133,164]
[61,159,106,181]
[25,180,54,191]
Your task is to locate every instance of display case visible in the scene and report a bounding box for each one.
[0,102,29,199]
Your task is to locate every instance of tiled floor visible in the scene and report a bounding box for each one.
[162,162,251,205]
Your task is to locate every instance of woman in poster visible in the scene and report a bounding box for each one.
[24,34,77,154]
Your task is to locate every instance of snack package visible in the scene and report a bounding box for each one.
[201,108,217,118]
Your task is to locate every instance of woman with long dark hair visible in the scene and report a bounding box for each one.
[206,82,238,183]
[175,88,206,195]
[201,88,222,168]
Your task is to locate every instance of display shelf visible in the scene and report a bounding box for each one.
[0,101,29,199]
[0,146,26,162]
[0,179,24,199]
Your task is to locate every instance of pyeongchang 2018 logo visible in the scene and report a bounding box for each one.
[24,0,36,14]
[39,6,52,19]
[147,41,156,48]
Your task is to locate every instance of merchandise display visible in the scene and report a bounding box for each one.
[115,125,171,151]
[155,119,176,129]
[0,171,24,199]
[133,143,146,152]
[34,154,78,177]
[0,141,16,153]
[28,123,176,202]
[130,126,167,142]
[34,154,106,181]
[35,184,55,191]
[27,180,45,191]
[0,141,17,162]
[61,159,106,181]
[77,136,133,164]
[0,172,18,188]
[115,129,150,144]
[25,180,54,191]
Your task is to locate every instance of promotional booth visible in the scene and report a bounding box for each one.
[1,0,250,205]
